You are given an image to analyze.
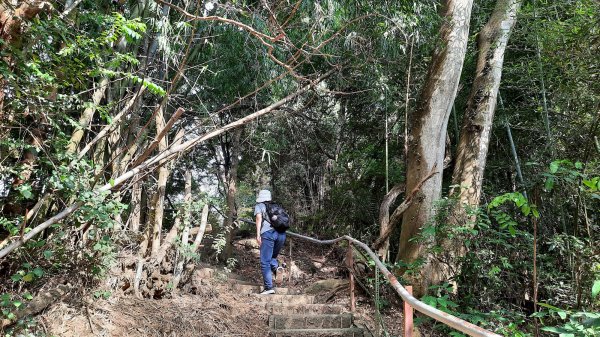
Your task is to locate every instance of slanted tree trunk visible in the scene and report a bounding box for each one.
[377,183,405,261]
[66,78,109,153]
[430,0,521,288]
[395,0,474,296]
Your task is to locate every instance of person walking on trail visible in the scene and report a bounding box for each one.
[255,189,286,295]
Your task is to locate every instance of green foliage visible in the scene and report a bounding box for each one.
[536,302,600,337]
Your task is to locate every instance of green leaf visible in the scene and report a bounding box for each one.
[592,280,600,298]
[575,161,583,169]
[557,311,567,320]
[538,302,562,311]
[522,205,531,216]
[23,292,33,300]
[12,301,22,309]
[545,177,555,191]
[22,273,34,282]
[550,161,560,173]
[43,250,53,259]
[508,225,516,236]
[32,267,44,277]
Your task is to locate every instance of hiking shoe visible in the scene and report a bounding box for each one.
[275,266,284,285]
[260,288,275,295]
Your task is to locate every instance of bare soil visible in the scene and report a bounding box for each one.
[27,237,426,336]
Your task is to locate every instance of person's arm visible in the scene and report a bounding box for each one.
[255,213,262,246]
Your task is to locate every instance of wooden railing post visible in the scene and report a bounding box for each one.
[288,238,292,285]
[346,242,356,312]
[404,285,414,337]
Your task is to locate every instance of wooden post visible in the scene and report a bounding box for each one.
[288,238,292,285]
[347,242,356,312]
[404,286,414,337]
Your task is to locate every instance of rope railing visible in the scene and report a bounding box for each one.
[286,231,502,337]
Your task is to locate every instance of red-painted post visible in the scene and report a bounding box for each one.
[404,285,414,337]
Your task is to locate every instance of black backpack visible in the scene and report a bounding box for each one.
[263,202,290,233]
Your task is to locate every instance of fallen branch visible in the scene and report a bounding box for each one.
[0,284,73,328]
[372,166,439,250]
[130,107,184,167]
[0,67,338,260]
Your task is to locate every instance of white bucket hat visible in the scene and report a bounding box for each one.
[256,189,272,203]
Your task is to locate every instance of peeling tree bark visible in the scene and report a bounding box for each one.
[395,0,474,296]
[150,107,169,256]
[429,0,521,291]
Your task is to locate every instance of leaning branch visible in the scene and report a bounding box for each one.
[0,68,338,260]
[372,166,438,249]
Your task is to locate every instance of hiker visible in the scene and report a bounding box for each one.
[255,189,286,294]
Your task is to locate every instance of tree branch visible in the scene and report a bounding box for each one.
[373,165,439,249]
[0,67,339,259]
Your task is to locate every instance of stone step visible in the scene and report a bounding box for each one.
[231,283,295,295]
[265,303,345,315]
[250,294,315,305]
[226,278,261,286]
[269,314,353,330]
[269,328,364,337]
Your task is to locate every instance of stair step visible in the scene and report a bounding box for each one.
[226,278,261,286]
[269,328,364,337]
[251,294,315,304]
[232,284,295,295]
[265,303,345,315]
[269,314,353,329]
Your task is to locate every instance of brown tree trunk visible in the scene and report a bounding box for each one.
[130,177,142,232]
[224,129,242,261]
[395,0,474,296]
[432,0,521,289]
[151,168,192,267]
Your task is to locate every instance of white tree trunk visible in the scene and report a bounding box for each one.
[396,0,474,296]
[151,107,169,256]
[432,0,521,288]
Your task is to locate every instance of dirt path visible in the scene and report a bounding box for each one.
[35,238,413,336]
